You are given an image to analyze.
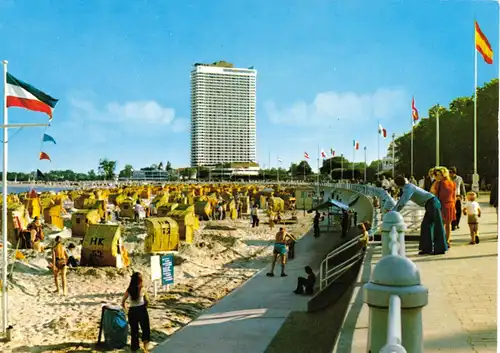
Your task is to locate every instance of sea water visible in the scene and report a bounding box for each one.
[0,185,74,194]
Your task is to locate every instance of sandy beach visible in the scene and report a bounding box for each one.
[2,210,313,353]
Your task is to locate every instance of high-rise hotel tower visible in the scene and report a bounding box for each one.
[190,61,257,167]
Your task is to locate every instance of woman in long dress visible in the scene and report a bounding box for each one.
[432,167,456,247]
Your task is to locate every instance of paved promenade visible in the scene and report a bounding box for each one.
[335,196,498,352]
[154,221,348,353]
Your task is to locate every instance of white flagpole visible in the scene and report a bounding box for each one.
[411,116,414,178]
[436,104,440,166]
[341,154,344,182]
[497,0,500,237]
[352,144,355,180]
[277,157,280,184]
[364,146,367,182]
[377,122,380,175]
[316,145,320,199]
[2,60,8,334]
[473,28,479,192]
[392,133,396,178]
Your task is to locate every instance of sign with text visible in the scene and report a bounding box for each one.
[150,255,161,281]
[160,254,174,286]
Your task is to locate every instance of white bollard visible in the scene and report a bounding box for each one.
[381,211,406,257]
[363,255,428,353]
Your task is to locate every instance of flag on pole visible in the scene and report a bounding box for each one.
[304,152,310,159]
[330,148,335,157]
[412,97,419,124]
[320,149,326,158]
[6,73,59,119]
[36,169,45,179]
[353,140,359,150]
[378,124,387,139]
[42,133,56,144]
[39,152,51,161]
[475,21,493,64]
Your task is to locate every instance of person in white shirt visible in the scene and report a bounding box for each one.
[122,272,150,352]
[134,200,144,222]
[392,175,447,255]
[463,191,481,245]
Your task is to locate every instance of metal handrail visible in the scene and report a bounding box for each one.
[322,251,365,289]
[325,250,365,279]
[323,234,363,262]
[319,182,392,292]
[319,234,364,290]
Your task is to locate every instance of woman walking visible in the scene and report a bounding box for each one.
[122,272,151,352]
[432,167,456,248]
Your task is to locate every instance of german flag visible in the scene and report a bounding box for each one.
[475,21,493,64]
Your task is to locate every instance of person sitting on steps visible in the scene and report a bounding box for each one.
[293,266,316,295]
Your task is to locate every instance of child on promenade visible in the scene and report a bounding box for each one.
[463,191,481,245]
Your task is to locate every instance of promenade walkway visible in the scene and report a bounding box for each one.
[154,221,351,353]
[335,196,498,353]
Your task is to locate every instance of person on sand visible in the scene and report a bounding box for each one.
[134,200,144,222]
[251,204,259,227]
[66,243,79,267]
[122,272,151,353]
[52,236,68,295]
[30,216,44,245]
[266,227,296,277]
[392,175,447,255]
[463,191,481,245]
[293,266,316,295]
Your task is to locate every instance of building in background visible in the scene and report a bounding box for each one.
[190,61,257,168]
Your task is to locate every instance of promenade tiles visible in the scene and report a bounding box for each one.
[335,197,498,353]
[154,221,346,353]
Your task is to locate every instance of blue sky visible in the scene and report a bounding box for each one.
[1,0,499,173]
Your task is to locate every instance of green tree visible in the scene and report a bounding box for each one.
[98,158,117,180]
[393,79,498,184]
[295,161,313,179]
[158,162,163,170]
[180,168,195,179]
[119,164,134,178]
[165,161,172,171]
[88,169,97,180]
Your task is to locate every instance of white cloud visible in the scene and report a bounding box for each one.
[69,98,188,132]
[106,101,175,125]
[171,118,190,133]
[265,88,408,126]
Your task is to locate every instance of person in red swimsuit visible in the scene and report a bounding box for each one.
[432,167,456,248]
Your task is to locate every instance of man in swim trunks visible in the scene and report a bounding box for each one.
[266,227,297,277]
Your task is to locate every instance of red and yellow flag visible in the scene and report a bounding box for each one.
[39,152,51,161]
[475,21,493,64]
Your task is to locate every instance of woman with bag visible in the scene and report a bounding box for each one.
[432,167,456,248]
[122,272,151,352]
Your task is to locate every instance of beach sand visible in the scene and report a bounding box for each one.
[1,211,313,353]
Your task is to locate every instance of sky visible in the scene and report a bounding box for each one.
[1,0,499,173]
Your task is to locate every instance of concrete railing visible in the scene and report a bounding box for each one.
[364,211,428,353]
[318,182,428,353]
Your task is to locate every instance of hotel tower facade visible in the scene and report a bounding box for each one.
[190,61,257,167]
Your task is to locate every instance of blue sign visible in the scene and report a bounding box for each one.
[160,254,174,286]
